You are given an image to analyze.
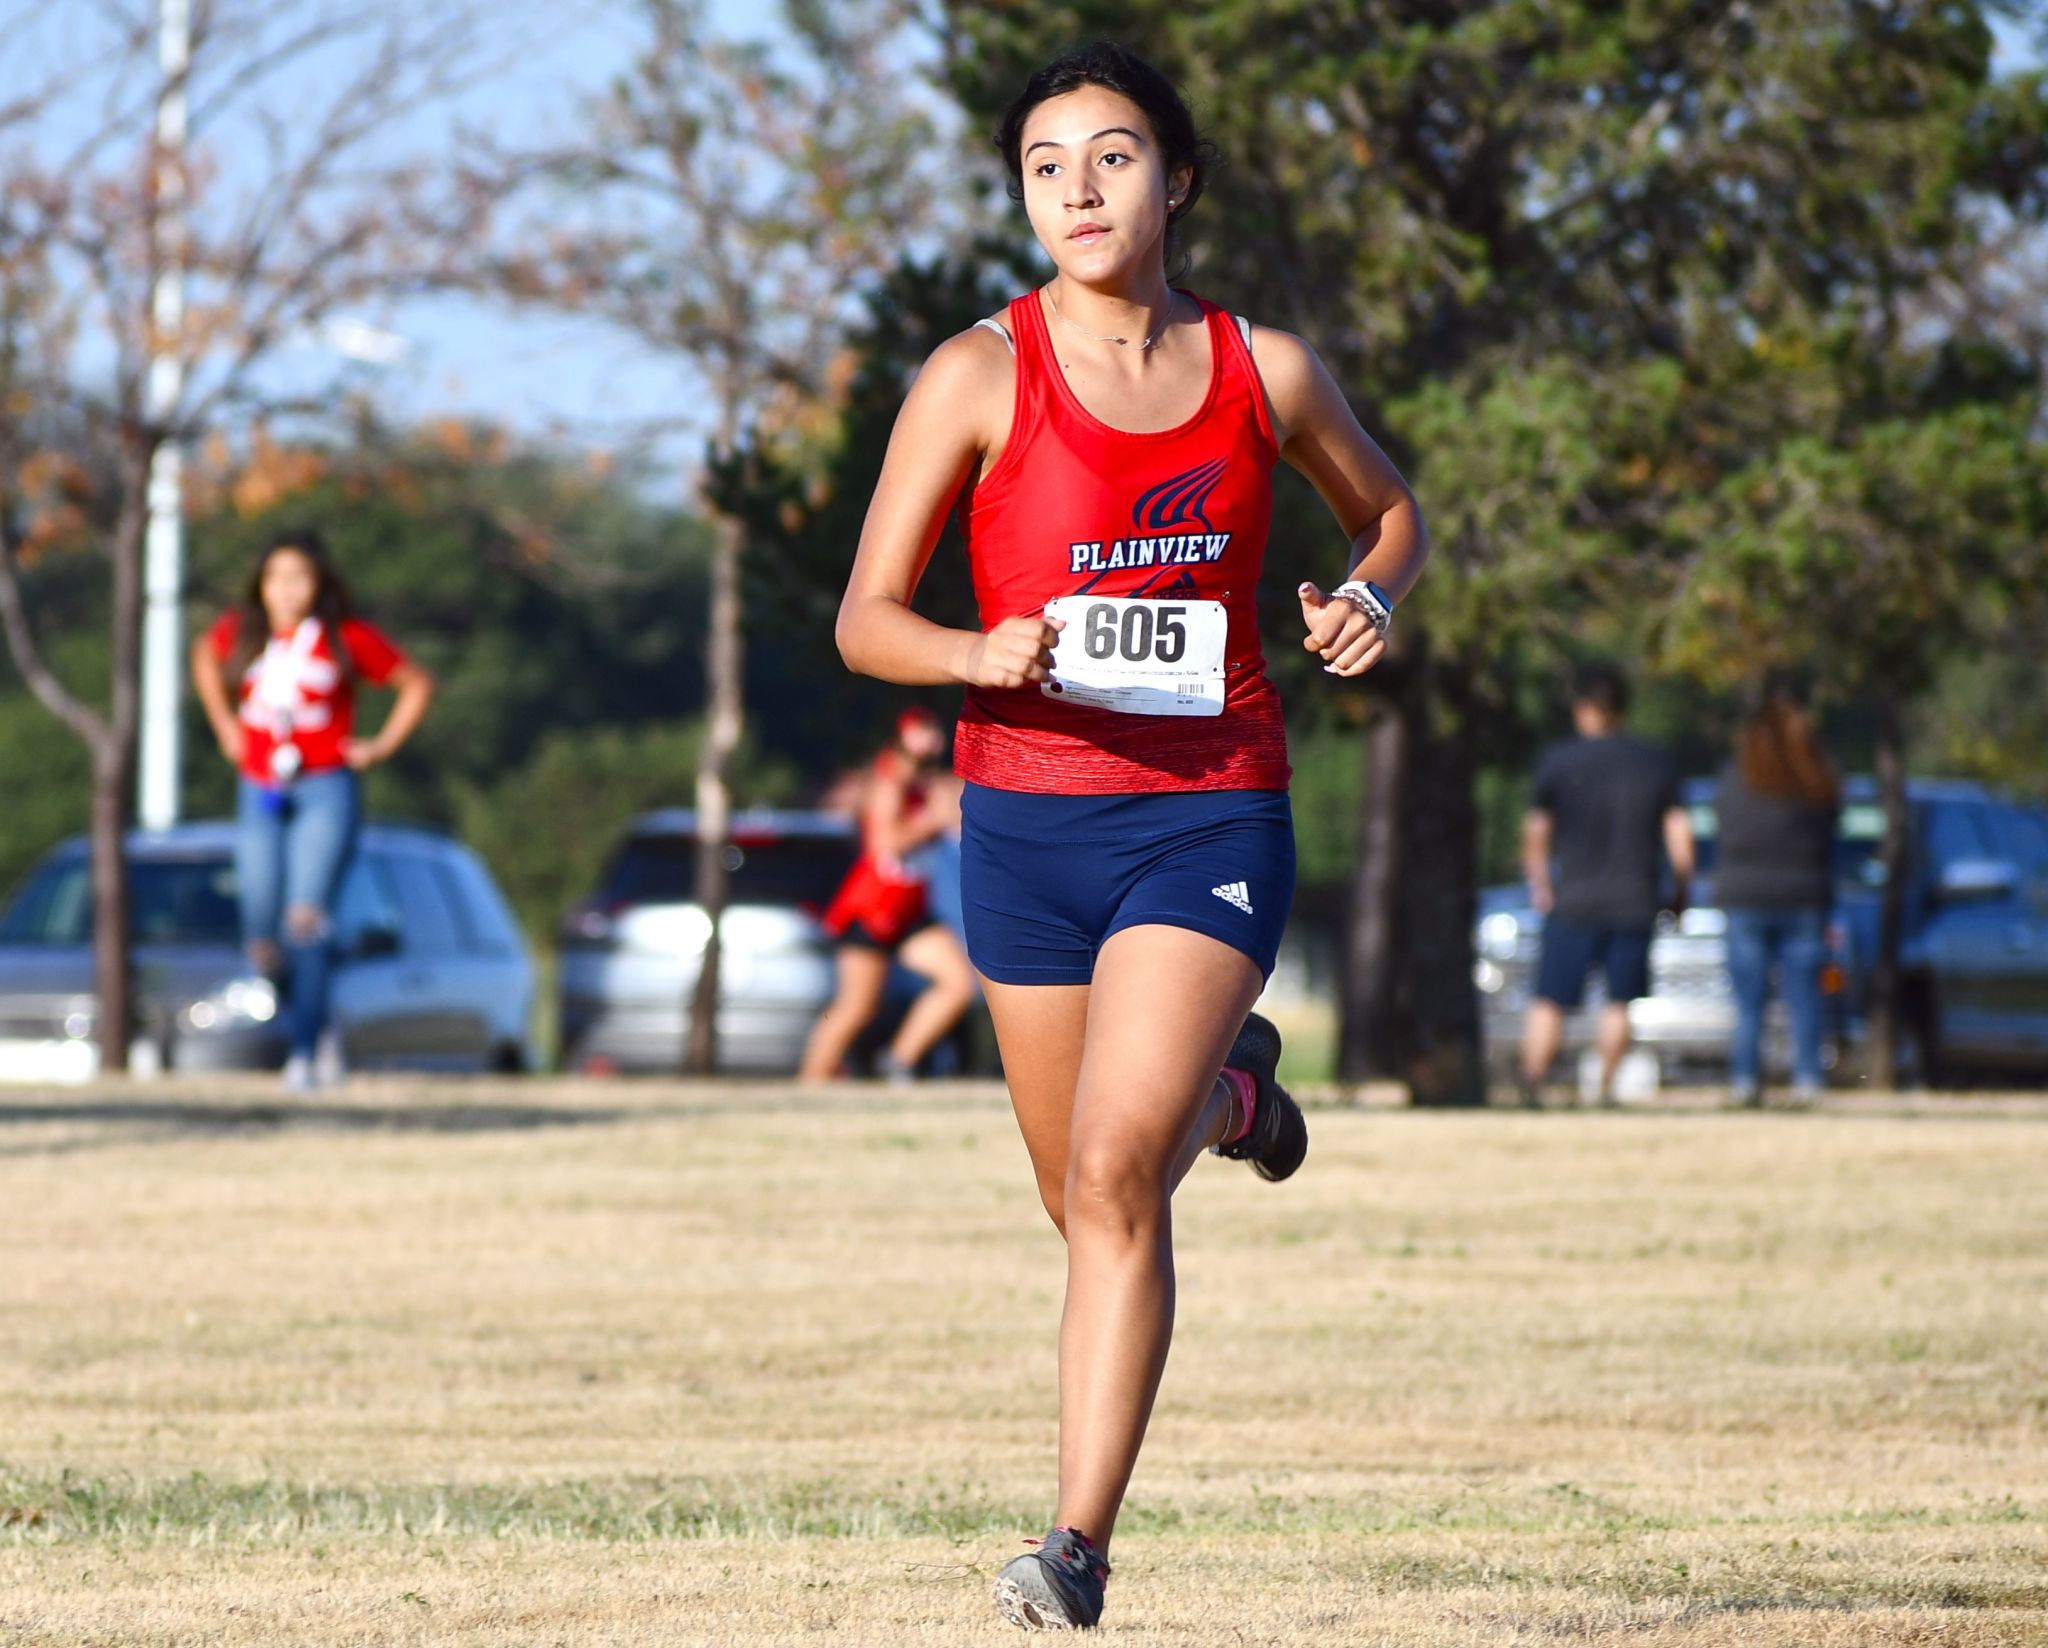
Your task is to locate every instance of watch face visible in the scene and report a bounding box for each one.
[1366,582,1394,612]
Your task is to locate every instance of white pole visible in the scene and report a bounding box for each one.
[138,0,190,832]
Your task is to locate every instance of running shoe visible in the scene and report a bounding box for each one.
[994,1526,1109,1631]
[1215,1011,1307,1182]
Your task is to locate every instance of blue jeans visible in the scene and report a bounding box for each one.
[237,769,361,1058]
[1725,906,1826,1090]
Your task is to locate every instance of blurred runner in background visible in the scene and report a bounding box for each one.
[799,707,975,1081]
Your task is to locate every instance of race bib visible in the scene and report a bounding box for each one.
[1040,596,1227,717]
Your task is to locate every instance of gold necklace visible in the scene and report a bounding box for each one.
[1044,284,1176,351]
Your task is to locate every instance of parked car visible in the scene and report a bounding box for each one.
[1475,776,2048,1086]
[1836,779,2048,1082]
[0,822,534,1080]
[558,808,987,1076]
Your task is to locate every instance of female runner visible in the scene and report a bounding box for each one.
[800,706,977,1081]
[834,42,1430,1630]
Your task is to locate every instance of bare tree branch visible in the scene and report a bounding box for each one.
[0,497,108,751]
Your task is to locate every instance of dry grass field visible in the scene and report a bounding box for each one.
[1,1077,2044,1647]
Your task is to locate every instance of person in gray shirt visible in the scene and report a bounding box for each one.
[1519,663,1696,1105]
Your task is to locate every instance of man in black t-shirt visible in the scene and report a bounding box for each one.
[1517,664,1696,1105]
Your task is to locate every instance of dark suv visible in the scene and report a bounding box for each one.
[1841,779,2048,1081]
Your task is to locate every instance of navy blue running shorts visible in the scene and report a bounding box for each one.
[959,783,1296,986]
[1535,915,1653,1008]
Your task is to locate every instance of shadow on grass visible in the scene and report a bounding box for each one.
[0,1081,1010,1157]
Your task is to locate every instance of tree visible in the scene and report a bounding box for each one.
[941,1,2048,1100]
[491,0,951,1071]
[0,0,489,1072]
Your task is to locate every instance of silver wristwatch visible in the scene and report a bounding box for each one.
[1332,579,1394,636]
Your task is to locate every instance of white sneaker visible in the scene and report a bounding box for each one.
[283,1054,316,1094]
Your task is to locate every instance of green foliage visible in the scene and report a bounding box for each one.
[448,719,800,935]
[709,253,1028,770]
[1285,722,1367,891]
[0,686,90,899]
[944,1,2048,706]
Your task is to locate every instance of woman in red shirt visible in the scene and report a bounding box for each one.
[190,529,434,1091]
[799,707,976,1081]
[834,43,1430,1631]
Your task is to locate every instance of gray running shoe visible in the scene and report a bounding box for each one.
[993,1526,1109,1631]
[1215,1011,1307,1182]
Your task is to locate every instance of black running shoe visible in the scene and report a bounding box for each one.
[993,1526,1109,1631]
[1215,1011,1307,1182]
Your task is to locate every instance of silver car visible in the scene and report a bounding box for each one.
[0,822,535,1078]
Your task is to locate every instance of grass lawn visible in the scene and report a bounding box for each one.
[1,1077,2043,1645]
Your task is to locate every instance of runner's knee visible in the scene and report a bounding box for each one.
[1063,1136,1170,1240]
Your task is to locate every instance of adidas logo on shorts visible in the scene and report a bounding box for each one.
[1211,880,1254,915]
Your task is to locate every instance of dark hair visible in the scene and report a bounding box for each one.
[994,42,1218,245]
[1737,678,1838,808]
[1571,661,1629,720]
[228,528,357,683]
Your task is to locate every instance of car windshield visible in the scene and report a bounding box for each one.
[599,832,855,910]
[0,855,242,946]
[1686,798,1885,891]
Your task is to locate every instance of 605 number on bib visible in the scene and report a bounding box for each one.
[1041,595,1227,718]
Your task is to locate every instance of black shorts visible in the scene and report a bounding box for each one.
[1536,916,1652,1007]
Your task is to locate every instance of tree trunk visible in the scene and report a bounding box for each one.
[1398,654,1486,1107]
[1339,691,1410,1081]
[94,437,152,1075]
[1335,639,1487,1106]
[685,510,744,1076]
[1867,694,1910,1089]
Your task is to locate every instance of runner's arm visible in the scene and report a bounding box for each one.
[836,330,1062,690]
[1253,328,1430,601]
[1249,327,1430,677]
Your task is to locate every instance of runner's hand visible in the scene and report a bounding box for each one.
[963,615,1065,689]
[1298,581,1387,678]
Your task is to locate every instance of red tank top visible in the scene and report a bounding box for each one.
[952,290,1291,795]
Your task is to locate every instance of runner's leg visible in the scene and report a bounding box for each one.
[886,924,978,1071]
[982,970,1240,1237]
[981,976,1090,1232]
[798,944,892,1079]
[1052,923,1261,1554]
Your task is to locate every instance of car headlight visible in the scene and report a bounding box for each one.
[180,976,279,1033]
[1478,912,1522,959]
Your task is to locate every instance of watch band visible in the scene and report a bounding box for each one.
[1332,579,1394,635]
